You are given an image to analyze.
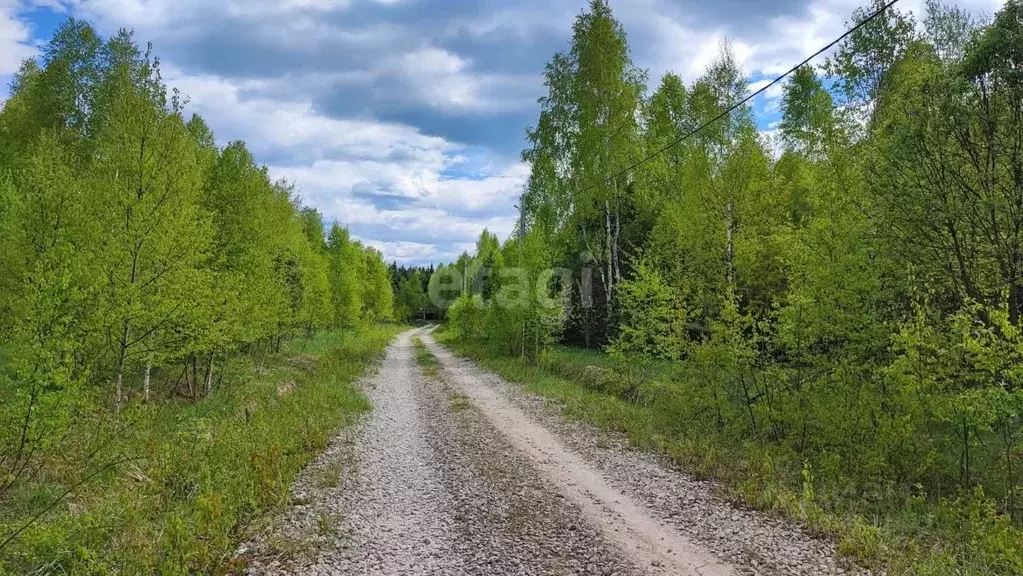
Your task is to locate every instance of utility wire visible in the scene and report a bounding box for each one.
[577,0,903,196]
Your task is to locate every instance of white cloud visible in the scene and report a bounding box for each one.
[747,79,785,99]
[167,67,452,162]
[361,239,464,265]
[66,0,344,29]
[0,1,37,77]
[402,47,484,111]
[165,66,525,262]
[631,0,1006,87]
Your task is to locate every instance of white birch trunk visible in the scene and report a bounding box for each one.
[115,369,123,412]
[726,196,734,290]
[204,353,214,397]
[143,360,151,404]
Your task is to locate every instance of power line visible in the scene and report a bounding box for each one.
[577,0,903,196]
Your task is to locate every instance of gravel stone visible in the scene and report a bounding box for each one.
[421,329,873,576]
[240,327,871,576]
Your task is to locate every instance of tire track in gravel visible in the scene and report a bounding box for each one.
[418,330,732,576]
[244,327,677,575]
[420,329,866,576]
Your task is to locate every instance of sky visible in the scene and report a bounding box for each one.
[0,0,1006,265]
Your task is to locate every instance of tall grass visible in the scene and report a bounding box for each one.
[0,324,401,575]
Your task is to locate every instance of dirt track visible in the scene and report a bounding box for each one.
[243,327,854,575]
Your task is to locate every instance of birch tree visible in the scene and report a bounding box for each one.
[89,36,210,408]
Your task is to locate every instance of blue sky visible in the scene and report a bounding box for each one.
[0,0,1005,265]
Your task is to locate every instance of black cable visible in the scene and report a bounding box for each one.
[577,0,903,195]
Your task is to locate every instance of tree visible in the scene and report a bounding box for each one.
[871,1,1023,324]
[327,224,364,329]
[298,207,327,252]
[607,260,683,361]
[779,65,842,156]
[923,0,981,63]
[0,21,398,552]
[0,134,94,495]
[396,271,428,322]
[522,0,645,345]
[428,263,463,316]
[88,37,211,408]
[824,0,917,118]
[361,246,393,321]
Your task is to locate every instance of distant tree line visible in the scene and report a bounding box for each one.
[389,263,444,322]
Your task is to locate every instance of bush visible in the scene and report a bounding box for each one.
[447,294,486,342]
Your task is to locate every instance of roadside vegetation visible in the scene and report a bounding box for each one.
[427,1,1023,574]
[1,326,399,575]
[0,19,397,575]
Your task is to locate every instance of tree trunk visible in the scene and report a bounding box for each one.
[604,200,614,318]
[189,354,197,400]
[612,191,621,288]
[1009,247,1023,326]
[143,359,152,404]
[725,196,734,290]
[115,319,130,412]
[115,369,124,412]
[204,352,214,397]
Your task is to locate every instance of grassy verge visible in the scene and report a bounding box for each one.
[0,324,403,576]
[435,328,1023,576]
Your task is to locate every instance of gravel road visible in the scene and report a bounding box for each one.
[242,327,864,576]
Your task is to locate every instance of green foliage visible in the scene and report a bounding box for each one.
[427,263,464,314]
[0,134,95,493]
[395,271,429,323]
[0,18,396,570]
[326,225,365,329]
[824,0,917,111]
[434,226,567,365]
[607,260,683,361]
[360,246,393,321]
[439,1,1023,573]
[0,325,399,575]
[447,294,486,342]
[520,0,646,344]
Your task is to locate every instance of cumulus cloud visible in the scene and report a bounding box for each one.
[161,65,525,264]
[0,1,37,77]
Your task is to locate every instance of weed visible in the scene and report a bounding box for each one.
[412,338,440,380]
[315,462,342,490]
[266,533,315,565]
[316,514,337,537]
[449,393,471,413]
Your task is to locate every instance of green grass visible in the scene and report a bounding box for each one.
[448,393,471,413]
[315,513,337,537]
[314,461,343,490]
[435,328,1023,576]
[0,324,403,576]
[412,337,440,380]
[413,337,472,413]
